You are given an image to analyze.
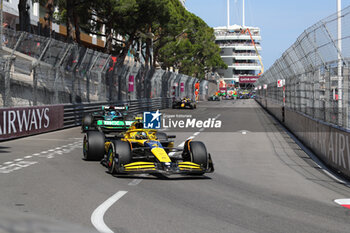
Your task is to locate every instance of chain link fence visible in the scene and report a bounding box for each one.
[256,6,350,129]
[0,28,205,108]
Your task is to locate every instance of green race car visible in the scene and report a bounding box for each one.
[81,105,136,134]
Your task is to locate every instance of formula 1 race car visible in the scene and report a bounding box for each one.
[83,122,214,176]
[208,95,220,101]
[81,105,135,134]
[172,97,197,109]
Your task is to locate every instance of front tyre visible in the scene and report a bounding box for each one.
[182,140,208,175]
[107,141,132,174]
[83,131,105,161]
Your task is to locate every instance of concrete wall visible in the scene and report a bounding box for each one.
[256,97,350,179]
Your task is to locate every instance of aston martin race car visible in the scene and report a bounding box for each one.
[83,122,214,176]
[172,97,197,109]
[81,105,135,133]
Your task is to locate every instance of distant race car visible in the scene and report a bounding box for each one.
[172,97,197,109]
[81,105,135,134]
[208,95,220,101]
[83,121,214,176]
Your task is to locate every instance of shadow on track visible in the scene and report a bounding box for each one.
[0,146,11,153]
[110,172,212,181]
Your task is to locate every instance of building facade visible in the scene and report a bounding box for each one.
[214,24,262,88]
[2,0,106,49]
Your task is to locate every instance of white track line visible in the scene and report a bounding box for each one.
[91,191,128,233]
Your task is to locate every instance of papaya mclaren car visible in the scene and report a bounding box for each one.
[83,122,214,176]
[172,97,197,109]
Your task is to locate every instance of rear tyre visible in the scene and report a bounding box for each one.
[82,115,94,131]
[83,131,105,161]
[108,141,132,174]
[182,140,208,175]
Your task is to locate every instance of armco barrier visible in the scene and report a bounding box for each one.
[0,97,171,141]
[256,97,350,179]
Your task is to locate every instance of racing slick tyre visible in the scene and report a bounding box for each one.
[82,115,94,131]
[182,140,208,175]
[83,131,105,161]
[108,141,132,174]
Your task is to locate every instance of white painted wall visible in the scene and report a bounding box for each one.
[4,0,39,26]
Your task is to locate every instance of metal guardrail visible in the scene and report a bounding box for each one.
[63,97,172,128]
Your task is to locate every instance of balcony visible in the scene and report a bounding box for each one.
[228,63,262,70]
[221,53,260,60]
[215,31,261,41]
[218,43,262,50]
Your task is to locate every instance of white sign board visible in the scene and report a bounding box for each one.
[263,84,267,89]
[277,79,285,87]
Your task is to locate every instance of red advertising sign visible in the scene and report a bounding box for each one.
[0,105,64,141]
[219,87,227,93]
[128,75,134,92]
[239,76,259,83]
[180,83,184,92]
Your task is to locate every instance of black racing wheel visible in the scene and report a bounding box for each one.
[83,131,105,161]
[82,115,94,131]
[182,140,208,174]
[107,140,132,174]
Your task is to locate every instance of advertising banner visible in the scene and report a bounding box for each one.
[180,83,184,92]
[0,105,64,141]
[239,76,259,83]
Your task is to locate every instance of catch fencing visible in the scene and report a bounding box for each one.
[256,6,350,129]
[0,28,207,108]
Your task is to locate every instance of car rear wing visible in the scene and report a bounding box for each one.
[102,104,129,111]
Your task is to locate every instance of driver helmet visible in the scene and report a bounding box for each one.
[137,131,147,139]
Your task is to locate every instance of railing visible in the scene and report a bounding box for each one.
[0,28,201,108]
[63,97,171,128]
[256,5,350,129]
[0,98,172,141]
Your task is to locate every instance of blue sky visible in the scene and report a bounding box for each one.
[186,0,350,69]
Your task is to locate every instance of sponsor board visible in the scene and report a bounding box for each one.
[0,105,64,140]
[277,79,285,87]
[239,76,259,83]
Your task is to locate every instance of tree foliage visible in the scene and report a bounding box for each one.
[27,0,226,78]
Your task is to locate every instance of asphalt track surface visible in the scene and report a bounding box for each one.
[1,99,350,233]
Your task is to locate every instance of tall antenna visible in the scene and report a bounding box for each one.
[242,0,245,27]
[227,0,230,28]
